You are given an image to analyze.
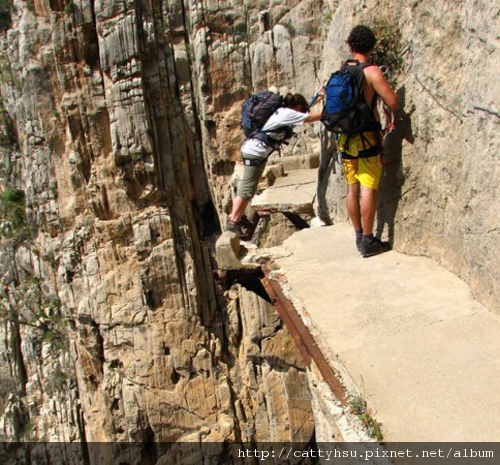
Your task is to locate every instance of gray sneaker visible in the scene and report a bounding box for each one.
[361,237,391,258]
[224,220,243,236]
[356,237,363,253]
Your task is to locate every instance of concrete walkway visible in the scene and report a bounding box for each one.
[269,223,500,441]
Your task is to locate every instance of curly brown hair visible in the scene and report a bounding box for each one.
[347,25,377,54]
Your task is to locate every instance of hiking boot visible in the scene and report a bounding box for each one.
[224,220,244,237]
[361,237,391,258]
[356,237,363,253]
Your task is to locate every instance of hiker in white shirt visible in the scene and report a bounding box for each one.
[226,93,322,236]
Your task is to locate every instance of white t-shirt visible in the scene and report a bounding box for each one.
[241,107,308,158]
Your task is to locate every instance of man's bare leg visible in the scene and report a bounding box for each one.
[360,185,377,235]
[346,182,362,232]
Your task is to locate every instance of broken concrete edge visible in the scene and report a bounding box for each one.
[253,204,314,215]
[215,231,260,271]
[262,262,385,442]
[215,229,293,272]
[264,177,317,189]
[263,163,285,186]
[214,231,385,441]
[268,152,320,171]
[307,367,374,442]
[261,269,345,399]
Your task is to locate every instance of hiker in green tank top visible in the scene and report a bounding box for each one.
[341,25,399,257]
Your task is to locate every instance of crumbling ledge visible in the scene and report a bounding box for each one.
[261,264,376,442]
[215,231,378,441]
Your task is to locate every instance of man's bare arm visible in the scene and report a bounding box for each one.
[366,66,399,110]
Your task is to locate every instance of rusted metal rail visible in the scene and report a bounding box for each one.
[260,265,346,404]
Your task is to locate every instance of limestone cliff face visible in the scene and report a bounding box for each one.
[0,0,497,449]
[0,0,315,447]
[182,0,325,215]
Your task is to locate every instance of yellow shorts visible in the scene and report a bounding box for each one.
[337,131,382,190]
[342,157,382,190]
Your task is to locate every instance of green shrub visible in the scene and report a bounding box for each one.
[323,10,333,24]
[65,0,76,15]
[0,275,67,357]
[0,188,30,243]
[369,19,403,74]
[350,396,383,441]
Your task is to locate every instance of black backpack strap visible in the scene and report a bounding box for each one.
[344,60,375,69]
[340,147,379,160]
[344,133,352,152]
[257,124,296,148]
[281,126,297,145]
[358,63,380,109]
[359,62,376,69]
[360,132,369,151]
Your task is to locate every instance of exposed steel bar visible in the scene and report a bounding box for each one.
[261,276,312,365]
[261,266,347,404]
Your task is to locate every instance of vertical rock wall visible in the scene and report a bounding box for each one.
[183,0,325,216]
[0,0,317,448]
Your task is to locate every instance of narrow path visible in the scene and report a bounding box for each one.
[267,223,500,441]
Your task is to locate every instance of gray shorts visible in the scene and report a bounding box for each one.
[237,153,267,200]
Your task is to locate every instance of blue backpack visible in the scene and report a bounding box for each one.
[321,60,380,134]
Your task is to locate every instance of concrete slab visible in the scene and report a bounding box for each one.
[268,152,320,170]
[269,223,500,441]
[252,169,317,214]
